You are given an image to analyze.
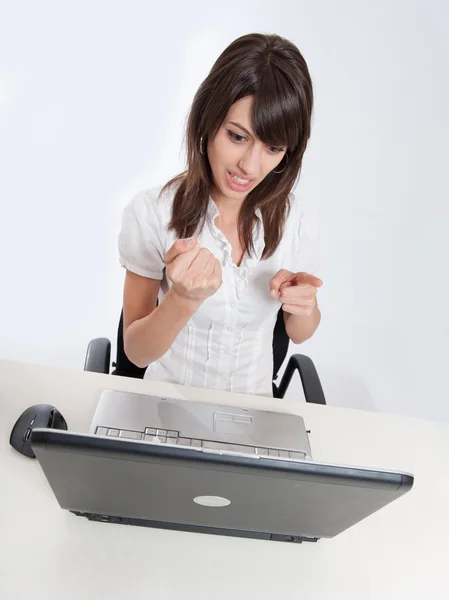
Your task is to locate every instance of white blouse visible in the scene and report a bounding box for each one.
[118,185,319,397]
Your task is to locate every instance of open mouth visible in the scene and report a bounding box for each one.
[226,170,253,191]
[230,172,250,184]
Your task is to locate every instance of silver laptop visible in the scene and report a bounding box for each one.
[88,389,313,462]
[30,389,414,543]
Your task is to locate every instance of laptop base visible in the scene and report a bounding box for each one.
[70,511,320,544]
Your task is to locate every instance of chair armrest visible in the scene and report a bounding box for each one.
[276,353,326,404]
[84,337,111,374]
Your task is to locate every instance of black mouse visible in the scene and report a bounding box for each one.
[9,404,68,458]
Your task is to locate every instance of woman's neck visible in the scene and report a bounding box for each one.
[210,185,244,225]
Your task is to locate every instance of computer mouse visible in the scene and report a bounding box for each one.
[9,404,68,458]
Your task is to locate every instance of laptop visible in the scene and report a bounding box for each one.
[30,389,414,543]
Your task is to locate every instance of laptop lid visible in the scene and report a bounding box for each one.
[30,429,413,543]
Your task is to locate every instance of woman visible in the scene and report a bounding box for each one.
[118,32,322,397]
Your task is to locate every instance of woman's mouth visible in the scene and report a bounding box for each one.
[226,170,253,192]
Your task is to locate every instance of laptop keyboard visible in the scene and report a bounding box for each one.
[95,426,306,460]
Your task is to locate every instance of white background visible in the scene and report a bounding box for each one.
[1,0,448,422]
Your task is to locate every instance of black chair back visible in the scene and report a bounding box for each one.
[112,310,146,378]
[272,308,290,383]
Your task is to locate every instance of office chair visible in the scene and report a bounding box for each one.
[84,307,326,404]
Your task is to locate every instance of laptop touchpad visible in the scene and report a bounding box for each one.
[214,412,253,437]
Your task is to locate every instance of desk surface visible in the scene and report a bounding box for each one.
[1,359,448,600]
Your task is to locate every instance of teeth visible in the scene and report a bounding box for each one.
[231,174,249,185]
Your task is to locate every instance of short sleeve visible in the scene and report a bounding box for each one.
[118,189,166,280]
[288,195,321,276]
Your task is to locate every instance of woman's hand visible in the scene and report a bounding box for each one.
[269,270,322,344]
[269,270,323,315]
[165,237,223,305]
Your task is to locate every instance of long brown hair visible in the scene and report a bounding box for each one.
[162,33,314,259]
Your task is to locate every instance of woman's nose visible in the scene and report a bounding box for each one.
[238,145,262,177]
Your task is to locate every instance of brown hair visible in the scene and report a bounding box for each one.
[162,33,314,259]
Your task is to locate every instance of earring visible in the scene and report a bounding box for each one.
[273,154,289,174]
[200,136,206,155]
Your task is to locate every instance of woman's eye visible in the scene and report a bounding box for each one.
[227,130,246,143]
[269,146,286,154]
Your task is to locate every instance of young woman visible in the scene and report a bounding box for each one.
[118,32,322,397]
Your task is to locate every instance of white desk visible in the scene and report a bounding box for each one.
[1,359,448,600]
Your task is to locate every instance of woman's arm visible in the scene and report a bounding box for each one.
[123,270,200,368]
[123,237,222,368]
[283,301,321,345]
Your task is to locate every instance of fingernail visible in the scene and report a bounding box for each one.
[270,289,277,298]
[184,237,195,246]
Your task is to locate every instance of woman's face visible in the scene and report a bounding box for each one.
[207,96,287,202]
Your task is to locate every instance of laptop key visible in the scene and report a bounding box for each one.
[256,448,269,456]
[108,429,120,437]
[119,430,142,440]
[191,439,202,447]
[96,427,108,436]
[178,438,191,446]
[145,428,156,435]
[288,451,306,461]
[202,441,254,454]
